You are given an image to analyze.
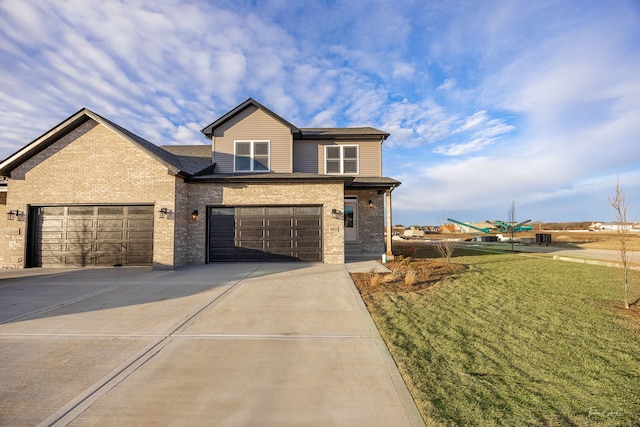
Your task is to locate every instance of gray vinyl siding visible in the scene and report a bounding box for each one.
[293,139,381,176]
[212,106,292,173]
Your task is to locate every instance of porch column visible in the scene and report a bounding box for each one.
[385,188,394,258]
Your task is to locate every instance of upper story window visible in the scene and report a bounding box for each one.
[325,145,358,174]
[234,140,270,172]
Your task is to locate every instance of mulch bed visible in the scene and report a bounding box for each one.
[351,258,466,296]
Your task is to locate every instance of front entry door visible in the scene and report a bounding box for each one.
[344,199,357,242]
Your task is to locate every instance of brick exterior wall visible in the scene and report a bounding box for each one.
[185,181,345,264]
[345,189,386,253]
[1,120,179,269]
[173,178,190,267]
[0,117,387,269]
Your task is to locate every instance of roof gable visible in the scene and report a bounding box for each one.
[0,108,188,178]
[201,98,300,137]
[201,98,390,142]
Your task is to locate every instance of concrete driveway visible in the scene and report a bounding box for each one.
[0,263,423,426]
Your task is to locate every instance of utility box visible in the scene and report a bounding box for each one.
[471,235,498,242]
[535,233,552,246]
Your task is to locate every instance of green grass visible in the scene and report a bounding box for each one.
[366,253,640,426]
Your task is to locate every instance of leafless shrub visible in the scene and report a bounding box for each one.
[435,239,456,263]
[419,265,432,282]
[393,258,415,278]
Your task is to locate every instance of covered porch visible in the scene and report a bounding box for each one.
[343,177,400,261]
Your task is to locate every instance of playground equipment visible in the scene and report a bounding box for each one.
[447,218,533,234]
[447,218,492,234]
[486,219,533,233]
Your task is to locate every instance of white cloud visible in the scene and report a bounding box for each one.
[434,112,515,156]
[392,61,415,79]
[437,79,456,92]
[0,1,51,46]
[173,122,203,144]
[309,110,337,128]
[382,99,457,146]
[0,0,638,225]
[455,111,488,133]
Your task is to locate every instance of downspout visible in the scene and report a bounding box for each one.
[211,135,215,164]
[379,137,384,176]
[385,187,395,260]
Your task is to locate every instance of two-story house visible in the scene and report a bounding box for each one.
[0,98,400,269]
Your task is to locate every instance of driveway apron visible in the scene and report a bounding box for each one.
[0,263,424,426]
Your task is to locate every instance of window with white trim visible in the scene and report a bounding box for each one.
[234,140,270,172]
[325,145,358,174]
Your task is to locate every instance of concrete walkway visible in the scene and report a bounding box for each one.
[0,263,423,426]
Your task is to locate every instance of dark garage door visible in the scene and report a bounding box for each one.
[208,206,322,262]
[28,205,154,267]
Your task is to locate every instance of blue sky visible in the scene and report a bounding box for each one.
[1,0,639,226]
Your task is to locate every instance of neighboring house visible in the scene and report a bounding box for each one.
[0,98,400,269]
[589,222,640,232]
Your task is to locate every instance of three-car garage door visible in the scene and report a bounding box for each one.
[28,205,154,267]
[208,206,323,262]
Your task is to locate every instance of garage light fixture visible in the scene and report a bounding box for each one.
[158,207,170,218]
[6,209,23,221]
[191,210,199,219]
[331,209,344,219]
[368,200,373,208]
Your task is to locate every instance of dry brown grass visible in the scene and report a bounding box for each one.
[426,230,640,251]
[367,267,383,287]
[404,269,418,286]
[352,259,465,295]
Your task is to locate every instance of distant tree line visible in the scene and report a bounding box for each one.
[535,221,594,230]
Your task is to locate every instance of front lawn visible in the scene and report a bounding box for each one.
[357,252,640,426]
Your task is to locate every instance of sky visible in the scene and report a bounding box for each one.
[1,0,639,226]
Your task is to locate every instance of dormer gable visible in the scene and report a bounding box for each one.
[200,99,297,174]
[201,98,300,138]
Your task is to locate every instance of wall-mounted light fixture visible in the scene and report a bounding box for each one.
[6,210,24,221]
[191,210,199,219]
[368,200,373,208]
[159,207,169,218]
[331,208,344,219]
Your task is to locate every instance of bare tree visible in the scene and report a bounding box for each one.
[609,176,631,310]
[508,200,517,252]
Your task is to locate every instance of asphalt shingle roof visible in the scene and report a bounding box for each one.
[160,145,213,176]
